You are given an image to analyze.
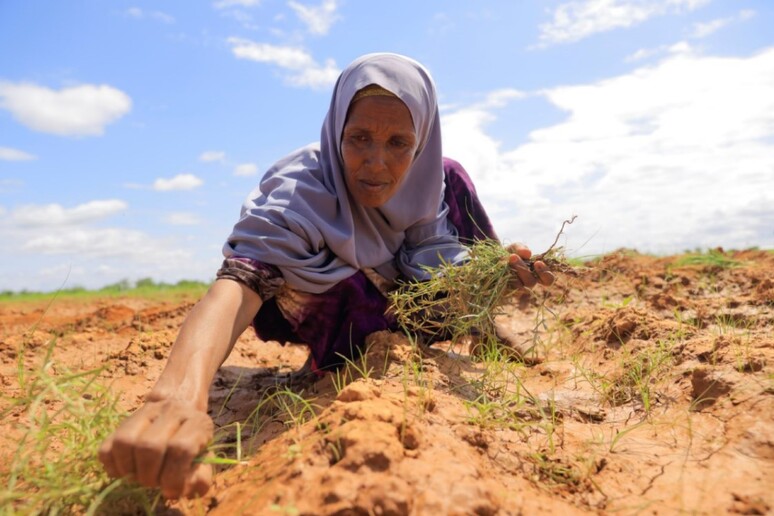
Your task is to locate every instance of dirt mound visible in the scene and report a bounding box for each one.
[1,250,772,514]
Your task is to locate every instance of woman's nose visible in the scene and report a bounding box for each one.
[364,144,388,170]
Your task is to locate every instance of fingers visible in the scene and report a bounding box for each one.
[184,462,213,499]
[505,243,532,261]
[507,254,555,290]
[533,260,555,287]
[98,437,120,478]
[508,254,538,289]
[98,400,214,500]
[103,406,157,479]
[159,412,214,499]
[133,412,186,488]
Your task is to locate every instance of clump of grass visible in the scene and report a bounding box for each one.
[577,340,675,413]
[389,218,578,347]
[0,340,159,514]
[389,239,516,346]
[527,453,582,488]
[332,349,376,395]
[674,248,741,269]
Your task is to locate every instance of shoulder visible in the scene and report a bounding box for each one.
[260,143,325,188]
[265,143,319,174]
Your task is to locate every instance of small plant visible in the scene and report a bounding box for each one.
[332,348,375,395]
[601,294,635,310]
[528,453,581,487]
[270,503,301,515]
[265,389,320,431]
[608,420,649,453]
[604,340,674,412]
[572,339,674,414]
[203,421,249,467]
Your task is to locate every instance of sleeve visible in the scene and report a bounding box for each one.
[215,256,286,301]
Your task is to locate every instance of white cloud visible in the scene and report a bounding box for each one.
[478,89,527,109]
[0,146,36,161]
[537,0,710,47]
[228,38,339,89]
[22,227,190,262]
[200,150,226,162]
[124,7,175,23]
[442,47,774,255]
[234,163,259,176]
[690,17,728,39]
[689,9,755,39]
[287,58,339,88]
[153,173,203,191]
[441,90,529,180]
[165,212,201,225]
[625,40,693,62]
[39,263,86,279]
[0,82,131,136]
[288,0,340,35]
[229,39,313,68]
[625,47,661,62]
[12,200,128,227]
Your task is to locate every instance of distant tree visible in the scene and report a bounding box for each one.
[135,278,157,289]
[100,280,132,292]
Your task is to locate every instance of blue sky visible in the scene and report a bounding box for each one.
[1,0,772,292]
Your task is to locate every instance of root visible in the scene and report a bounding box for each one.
[531,215,579,275]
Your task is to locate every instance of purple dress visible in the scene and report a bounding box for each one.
[217,158,497,374]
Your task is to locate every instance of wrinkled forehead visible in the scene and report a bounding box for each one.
[333,54,436,144]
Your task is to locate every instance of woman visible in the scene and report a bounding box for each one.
[98,53,553,500]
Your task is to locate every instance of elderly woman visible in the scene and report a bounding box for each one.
[98,53,553,499]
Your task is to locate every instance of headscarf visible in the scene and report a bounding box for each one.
[223,53,468,294]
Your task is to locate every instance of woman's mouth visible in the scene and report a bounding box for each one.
[359,179,389,192]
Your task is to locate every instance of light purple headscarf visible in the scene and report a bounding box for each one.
[223,53,467,293]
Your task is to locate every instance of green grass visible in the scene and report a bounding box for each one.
[674,248,742,269]
[389,239,515,347]
[574,339,675,414]
[0,340,159,515]
[0,335,322,514]
[0,278,210,303]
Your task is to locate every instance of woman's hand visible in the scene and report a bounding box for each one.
[98,399,214,499]
[98,279,264,499]
[505,243,555,289]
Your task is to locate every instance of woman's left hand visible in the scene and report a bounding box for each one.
[505,243,555,290]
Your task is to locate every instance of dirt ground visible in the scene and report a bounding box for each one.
[1,249,772,515]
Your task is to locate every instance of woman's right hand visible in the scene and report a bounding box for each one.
[98,279,264,499]
[98,398,214,500]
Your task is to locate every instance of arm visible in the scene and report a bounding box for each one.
[98,279,262,499]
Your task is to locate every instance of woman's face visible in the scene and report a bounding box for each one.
[341,95,418,208]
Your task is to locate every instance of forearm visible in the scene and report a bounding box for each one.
[148,279,262,410]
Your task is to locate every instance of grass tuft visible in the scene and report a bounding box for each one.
[389,239,516,347]
[674,248,741,269]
